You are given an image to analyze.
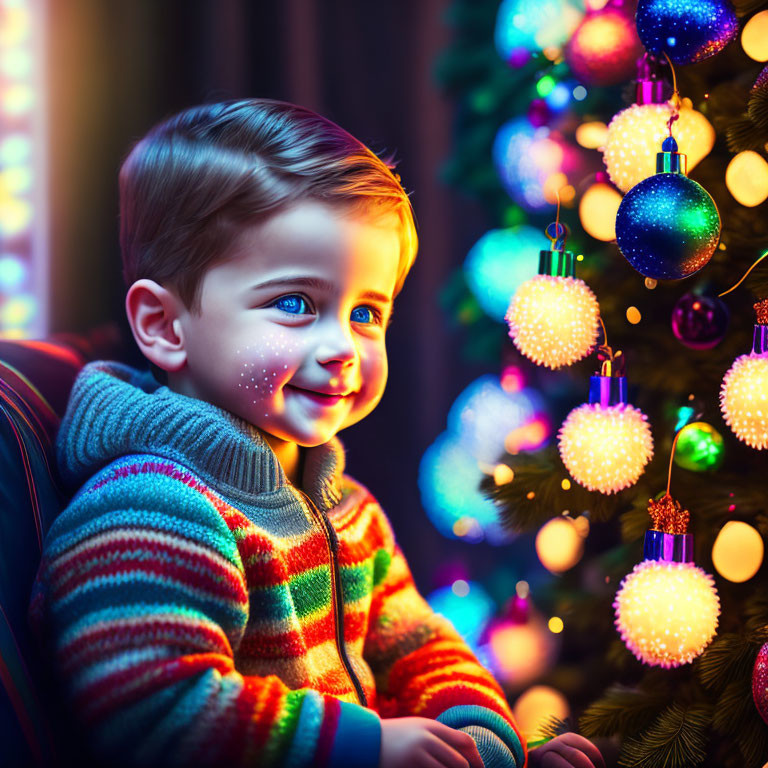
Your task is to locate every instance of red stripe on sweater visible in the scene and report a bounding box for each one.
[51,551,248,609]
[76,652,234,726]
[316,695,341,767]
[60,618,234,675]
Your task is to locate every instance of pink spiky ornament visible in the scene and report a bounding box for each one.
[505,222,599,369]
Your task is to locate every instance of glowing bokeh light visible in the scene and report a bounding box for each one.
[0,293,36,327]
[493,464,515,485]
[741,10,768,62]
[0,47,31,78]
[447,374,548,465]
[463,227,548,322]
[419,431,511,545]
[535,516,585,572]
[575,120,608,149]
[614,560,720,667]
[0,134,30,165]
[725,151,768,207]
[548,616,564,633]
[0,253,26,289]
[579,182,622,241]
[711,521,764,583]
[486,611,558,688]
[0,194,31,236]
[564,7,644,86]
[495,0,583,60]
[427,580,496,651]
[513,686,570,741]
[2,82,33,114]
[546,82,571,110]
[0,165,31,194]
[0,6,31,47]
[494,119,583,211]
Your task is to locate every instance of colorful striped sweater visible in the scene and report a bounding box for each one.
[28,361,526,768]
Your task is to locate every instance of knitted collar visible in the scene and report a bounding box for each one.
[55,360,346,511]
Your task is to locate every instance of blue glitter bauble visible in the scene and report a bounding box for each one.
[635,0,739,65]
[616,173,720,280]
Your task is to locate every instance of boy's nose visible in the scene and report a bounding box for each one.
[314,322,357,367]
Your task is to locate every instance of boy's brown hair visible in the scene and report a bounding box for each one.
[119,98,418,317]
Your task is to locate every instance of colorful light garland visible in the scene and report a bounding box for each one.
[0,0,44,338]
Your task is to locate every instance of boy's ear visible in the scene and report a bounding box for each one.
[125,279,188,373]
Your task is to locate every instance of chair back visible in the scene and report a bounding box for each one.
[0,326,125,767]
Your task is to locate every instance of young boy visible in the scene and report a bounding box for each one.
[28,99,604,768]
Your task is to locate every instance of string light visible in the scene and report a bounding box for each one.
[0,0,44,337]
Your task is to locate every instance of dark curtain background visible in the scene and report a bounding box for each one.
[47,0,502,591]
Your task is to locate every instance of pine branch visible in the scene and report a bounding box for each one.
[618,703,712,768]
[711,679,755,736]
[485,449,633,533]
[712,679,768,768]
[537,715,573,741]
[579,682,673,739]
[743,594,768,635]
[697,633,763,693]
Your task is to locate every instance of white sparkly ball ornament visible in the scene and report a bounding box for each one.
[602,99,714,194]
[601,54,714,194]
[720,299,768,450]
[505,227,599,369]
[614,494,719,668]
[558,361,654,495]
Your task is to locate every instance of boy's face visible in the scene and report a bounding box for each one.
[171,200,400,448]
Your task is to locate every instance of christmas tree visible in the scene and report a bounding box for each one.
[431,1,768,766]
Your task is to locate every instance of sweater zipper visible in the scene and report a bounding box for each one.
[295,487,368,708]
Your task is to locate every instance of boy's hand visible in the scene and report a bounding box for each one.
[528,732,606,768]
[380,716,485,768]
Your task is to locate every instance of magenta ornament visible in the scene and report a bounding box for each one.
[753,641,768,726]
[671,292,729,349]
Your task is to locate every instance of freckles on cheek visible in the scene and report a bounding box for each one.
[233,330,302,413]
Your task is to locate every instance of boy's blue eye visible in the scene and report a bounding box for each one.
[351,306,381,325]
[272,294,311,314]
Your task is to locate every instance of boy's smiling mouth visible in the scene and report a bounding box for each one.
[285,385,354,406]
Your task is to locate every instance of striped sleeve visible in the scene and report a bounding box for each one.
[27,459,380,768]
[361,501,526,763]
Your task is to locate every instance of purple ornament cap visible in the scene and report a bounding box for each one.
[643,529,694,563]
[753,324,768,355]
[588,375,628,407]
[635,53,669,105]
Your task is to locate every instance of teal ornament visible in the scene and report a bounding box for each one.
[615,136,720,280]
[673,421,724,471]
[635,0,739,66]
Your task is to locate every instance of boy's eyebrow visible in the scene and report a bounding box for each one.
[248,276,393,304]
